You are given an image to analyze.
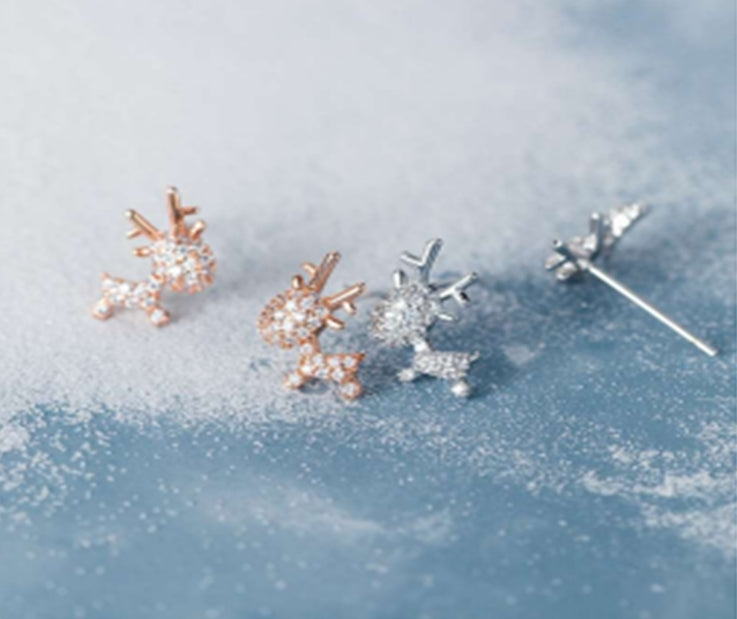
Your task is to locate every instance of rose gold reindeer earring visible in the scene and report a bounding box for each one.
[92,186,215,326]
[258,252,366,400]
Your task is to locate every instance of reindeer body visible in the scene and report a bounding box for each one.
[284,336,364,400]
[259,254,365,400]
[371,239,479,397]
[400,340,480,398]
[92,187,215,326]
[93,273,169,325]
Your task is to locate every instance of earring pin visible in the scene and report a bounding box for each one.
[546,204,717,357]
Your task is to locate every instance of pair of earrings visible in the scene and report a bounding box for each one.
[92,188,718,402]
[257,239,479,400]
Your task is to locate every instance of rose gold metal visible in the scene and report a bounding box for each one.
[189,220,207,240]
[132,246,153,258]
[258,252,366,400]
[92,186,216,327]
[126,210,161,240]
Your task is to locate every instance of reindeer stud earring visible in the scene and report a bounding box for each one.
[546,203,718,356]
[92,186,215,326]
[371,239,479,397]
[258,252,366,400]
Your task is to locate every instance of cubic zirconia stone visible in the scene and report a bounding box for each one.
[150,309,168,325]
[371,282,441,346]
[340,382,359,398]
[451,381,471,398]
[285,372,303,388]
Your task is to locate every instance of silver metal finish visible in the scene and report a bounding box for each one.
[546,204,718,357]
[371,239,480,397]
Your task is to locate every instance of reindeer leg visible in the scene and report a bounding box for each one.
[92,273,119,320]
[283,369,309,391]
[448,352,479,397]
[323,353,364,400]
[146,304,171,327]
[450,378,471,398]
[398,367,420,382]
[398,347,423,382]
[92,298,114,320]
[338,377,363,400]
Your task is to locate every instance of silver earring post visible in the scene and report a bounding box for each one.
[546,204,718,357]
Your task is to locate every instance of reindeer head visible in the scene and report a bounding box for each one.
[371,239,477,347]
[127,186,216,293]
[259,252,365,349]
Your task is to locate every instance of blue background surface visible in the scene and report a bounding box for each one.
[2,250,735,618]
[0,1,735,618]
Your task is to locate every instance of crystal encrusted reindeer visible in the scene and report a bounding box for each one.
[258,252,366,400]
[371,239,479,397]
[92,186,215,326]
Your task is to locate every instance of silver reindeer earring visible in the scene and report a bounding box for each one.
[546,203,718,356]
[371,239,479,397]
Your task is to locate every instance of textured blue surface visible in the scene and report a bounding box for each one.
[1,251,735,618]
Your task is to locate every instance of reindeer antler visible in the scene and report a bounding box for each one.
[287,252,366,330]
[400,239,443,284]
[167,186,202,240]
[324,283,365,315]
[304,252,341,293]
[438,272,478,306]
[126,210,161,260]
[125,187,207,257]
[320,283,365,330]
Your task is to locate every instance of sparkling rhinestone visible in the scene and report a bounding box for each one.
[450,381,471,398]
[296,327,310,340]
[339,382,360,398]
[371,282,441,346]
[94,301,111,315]
[149,309,168,325]
[284,372,303,388]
